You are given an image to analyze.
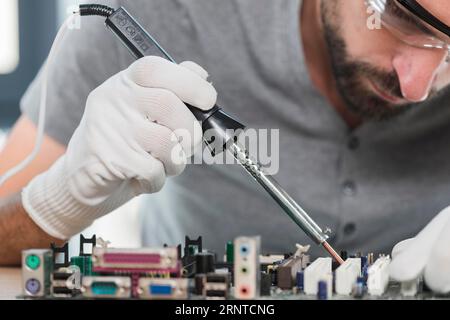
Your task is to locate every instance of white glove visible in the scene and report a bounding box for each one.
[389,206,450,294]
[22,56,217,240]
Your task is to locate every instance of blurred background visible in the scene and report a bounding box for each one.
[0,0,77,129]
[0,0,77,144]
[0,0,142,250]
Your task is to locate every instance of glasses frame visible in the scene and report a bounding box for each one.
[396,0,450,39]
[367,0,450,61]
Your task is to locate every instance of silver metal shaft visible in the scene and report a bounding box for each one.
[228,142,329,245]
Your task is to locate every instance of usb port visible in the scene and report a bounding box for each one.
[206,290,227,298]
[206,274,228,283]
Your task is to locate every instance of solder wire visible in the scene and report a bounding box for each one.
[229,141,345,265]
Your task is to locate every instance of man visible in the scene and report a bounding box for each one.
[0,0,449,292]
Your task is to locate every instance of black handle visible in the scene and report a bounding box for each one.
[105,7,245,154]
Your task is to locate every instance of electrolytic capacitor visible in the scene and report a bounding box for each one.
[362,266,369,284]
[352,276,366,298]
[361,256,368,269]
[352,282,365,298]
[195,253,215,274]
[296,272,304,292]
[318,281,328,300]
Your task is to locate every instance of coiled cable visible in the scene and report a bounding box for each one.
[79,4,114,17]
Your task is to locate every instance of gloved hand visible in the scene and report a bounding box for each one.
[389,206,450,294]
[22,56,217,240]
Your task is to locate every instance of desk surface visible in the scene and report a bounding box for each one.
[0,268,21,300]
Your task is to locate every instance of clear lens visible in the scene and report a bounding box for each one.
[367,0,450,50]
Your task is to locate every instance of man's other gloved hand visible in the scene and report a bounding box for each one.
[389,206,450,294]
[22,56,217,240]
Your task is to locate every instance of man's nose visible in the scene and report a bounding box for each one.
[392,47,447,102]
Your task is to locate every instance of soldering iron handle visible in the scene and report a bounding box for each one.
[104,7,245,153]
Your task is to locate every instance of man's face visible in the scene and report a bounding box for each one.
[321,0,450,121]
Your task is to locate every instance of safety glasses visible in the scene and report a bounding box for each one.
[366,0,450,59]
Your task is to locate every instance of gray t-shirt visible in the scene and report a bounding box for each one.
[21,0,450,258]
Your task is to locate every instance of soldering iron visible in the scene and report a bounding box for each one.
[78,4,344,264]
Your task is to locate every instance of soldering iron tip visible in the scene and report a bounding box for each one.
[322,241,345,265]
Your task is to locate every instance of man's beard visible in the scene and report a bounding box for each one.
[320,3,430,121]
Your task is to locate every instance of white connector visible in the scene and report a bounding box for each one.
[401,278,420,297]
[367,256,391,296]
[304,258,332,295]
[335,258,361,296]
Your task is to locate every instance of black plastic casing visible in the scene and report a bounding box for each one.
[105,7,246,154]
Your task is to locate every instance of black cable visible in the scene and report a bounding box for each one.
[79,4,115,17]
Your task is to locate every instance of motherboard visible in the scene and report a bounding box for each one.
[20,234,449,300]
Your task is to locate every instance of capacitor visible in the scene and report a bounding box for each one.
[195,253,215,274]
[361,256,368,269]
[357,276,365,285]
[296,272,304,292]
[352,282,365,298]
[362,266,369,284]
[317,281,328,300]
